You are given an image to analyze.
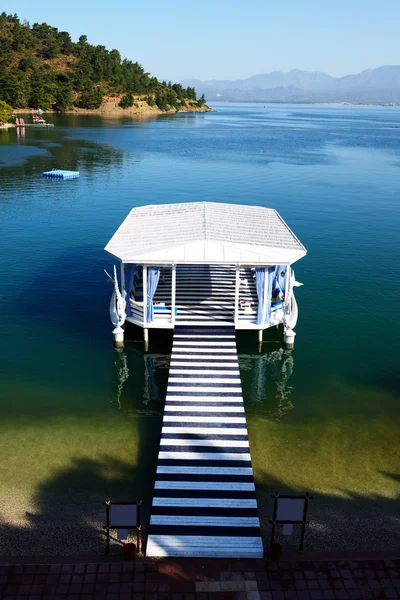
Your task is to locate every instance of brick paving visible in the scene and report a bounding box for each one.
[0,556,399,599]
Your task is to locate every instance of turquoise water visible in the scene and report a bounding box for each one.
[0,103,399,553]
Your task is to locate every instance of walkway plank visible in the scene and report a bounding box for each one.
[146,325,263,558]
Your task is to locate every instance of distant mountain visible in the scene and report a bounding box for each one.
[181,66,400,104]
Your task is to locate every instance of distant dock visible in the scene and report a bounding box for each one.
[16,123,54,128]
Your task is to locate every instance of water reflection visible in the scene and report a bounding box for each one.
[112,343,294,420]
[240,348,294,419]
[113,348,129,409]
[16,126,26,141]
[143,353,169,407]
[112,346,169,413]
[0,128,128,180]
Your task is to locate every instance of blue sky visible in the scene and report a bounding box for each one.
[3,0,400,81]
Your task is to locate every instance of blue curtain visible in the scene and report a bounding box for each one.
[255,268,265,325]
[133,265,143,301]
[123,264,136,316]
[256,267,276,325]
[265,267,276,325]
[274,265,287,295]
[146,267,160,322]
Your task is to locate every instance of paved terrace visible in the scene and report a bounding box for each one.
[0,555,399,599]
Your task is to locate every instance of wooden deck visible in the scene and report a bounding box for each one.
[156,265,258,325]
[146,325,263,558]
[127,264,286,330]
[128,264,271,328]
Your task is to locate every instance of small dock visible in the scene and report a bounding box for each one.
[146,325,263,558]
[16,123,54,128]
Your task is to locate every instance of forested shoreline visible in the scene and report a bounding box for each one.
[0,13,207,113]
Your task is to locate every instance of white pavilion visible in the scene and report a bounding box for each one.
[105,201,306,346]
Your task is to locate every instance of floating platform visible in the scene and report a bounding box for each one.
[42,169,79,180]
[146,325,263,558]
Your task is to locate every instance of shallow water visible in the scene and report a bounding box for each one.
[0,103,399,553]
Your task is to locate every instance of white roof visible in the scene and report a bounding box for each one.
[105,202,306,265]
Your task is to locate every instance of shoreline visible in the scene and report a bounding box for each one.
[11,99,213,119]
[0,486,398,556]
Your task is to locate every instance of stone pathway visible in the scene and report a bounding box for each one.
[0,556,399,599]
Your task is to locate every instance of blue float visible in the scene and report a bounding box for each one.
[42,169,79,180]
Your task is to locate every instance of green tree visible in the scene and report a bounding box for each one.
[77,87,104,109]
[0,99,13,122]
[29,70,54,109]
[6,13,20,23]
[197,93,206,107]
[155,91,169,111]
[186,87,197,101]
[53,80,73,111]
[18,56,35,71]
[0,71,29,107]
[119,91,134,108]
[58,31,73,54]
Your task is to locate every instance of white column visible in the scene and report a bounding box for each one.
[143,265,147,327]
[234,264,240,326]
[284,264,291,316]
[262,266,268,328]
[283,263,295,348]
[171,264,176,326]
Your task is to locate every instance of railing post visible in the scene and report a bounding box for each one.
[234,264,240,326]
[262,266,268,326]
[171,263,176,327]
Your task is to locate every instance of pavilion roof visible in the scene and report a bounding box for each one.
[105,202,306,264]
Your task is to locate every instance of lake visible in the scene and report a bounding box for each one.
[0,103,399,554]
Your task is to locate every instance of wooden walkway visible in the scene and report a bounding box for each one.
[146,325,263,558]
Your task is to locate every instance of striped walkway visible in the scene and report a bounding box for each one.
[146,325,263,558]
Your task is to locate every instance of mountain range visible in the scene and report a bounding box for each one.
[181,66,400,104]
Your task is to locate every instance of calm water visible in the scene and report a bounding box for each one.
[0,103,399,553]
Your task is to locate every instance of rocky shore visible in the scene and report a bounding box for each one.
[12,98,213,119]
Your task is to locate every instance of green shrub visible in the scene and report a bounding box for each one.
[119,91,134,108]
[77,87,104,109]
[0,99,13,122]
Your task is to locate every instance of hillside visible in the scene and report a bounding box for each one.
[0,13,208,113]
[181,66,400,104]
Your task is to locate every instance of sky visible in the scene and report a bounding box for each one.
[3,0,400,82]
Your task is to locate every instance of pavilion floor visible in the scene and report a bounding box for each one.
[152,264,258,327]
